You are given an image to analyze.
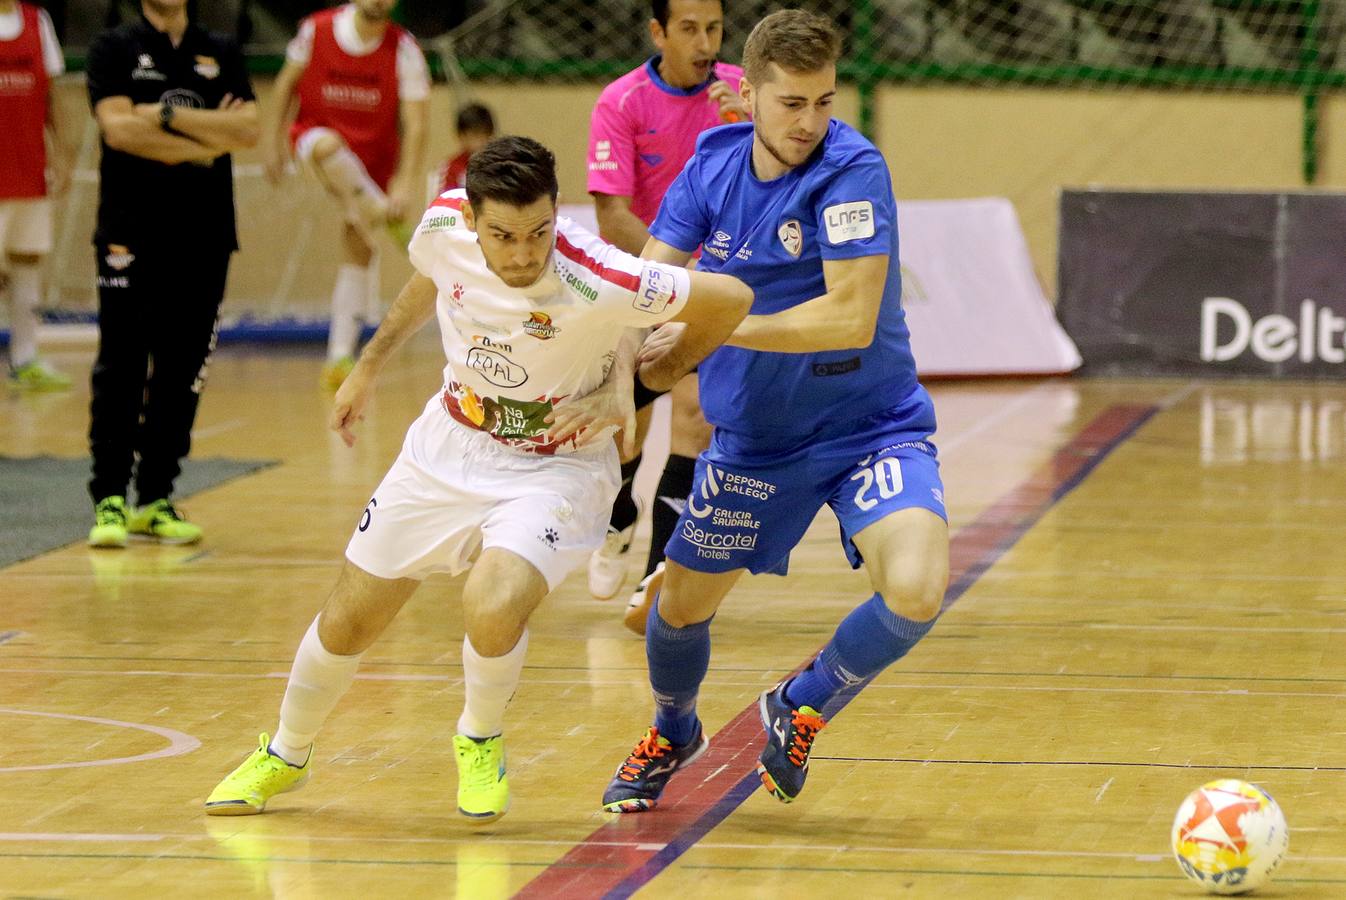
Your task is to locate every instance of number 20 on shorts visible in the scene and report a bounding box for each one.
[850,457,903,510]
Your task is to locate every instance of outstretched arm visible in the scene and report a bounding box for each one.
[331,273,438,446]
[634,237,752,390]
[727,254,889,352]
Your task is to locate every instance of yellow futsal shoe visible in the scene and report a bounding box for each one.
[10,358,72,391]
[128,498,203,544]
[453,733,509,824]
[205,733,311,816]
[320,356,355,391]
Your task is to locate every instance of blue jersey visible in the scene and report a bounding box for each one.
[651,119,933,453]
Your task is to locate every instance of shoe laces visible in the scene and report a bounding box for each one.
[150,501,185,523]
[616,728,669,782]
[785,709,826,768]
[236,748,296,789]
[95,499,125,526]
[457,739,500,788]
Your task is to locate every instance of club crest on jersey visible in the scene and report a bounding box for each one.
[193,55,220,79]
[778,219,802,257]
[105,245,135,270]
[523,311,560,340]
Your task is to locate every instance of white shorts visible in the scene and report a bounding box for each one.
[345,395,621,590]
[293,126,370,228]
[292,125,337,173]
[0,199,52,258]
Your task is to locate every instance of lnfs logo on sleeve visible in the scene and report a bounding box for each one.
[824,201,875,244]
[635,267,676,313]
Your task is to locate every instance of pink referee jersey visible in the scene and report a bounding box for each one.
[587,57,743,227]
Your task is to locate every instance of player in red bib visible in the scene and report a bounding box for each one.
[437,102,495,194]
[0,0,71,390]
[263,0,430,389]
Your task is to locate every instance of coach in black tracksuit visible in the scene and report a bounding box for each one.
[84,0,258,547]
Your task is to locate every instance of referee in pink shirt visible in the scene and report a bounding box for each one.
[584,0,747,625]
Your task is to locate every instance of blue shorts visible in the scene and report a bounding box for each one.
[664,419,947,576]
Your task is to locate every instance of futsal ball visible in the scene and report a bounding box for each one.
[1171,779,1289,894]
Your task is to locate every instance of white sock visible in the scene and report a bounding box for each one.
[317,146,388,228]
[363,252,382,325]
[272,617,364,765]
[328,264,367,361]
[7,264,41,368]
[457,630,529,739]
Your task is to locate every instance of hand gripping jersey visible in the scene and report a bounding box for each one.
[410,191,692,455]
[651,119,934,453]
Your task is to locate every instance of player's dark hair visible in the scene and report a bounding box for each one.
[652,0,723,30]
[455,102,495,136]
[742,9,841,85]
[465,136,559,210]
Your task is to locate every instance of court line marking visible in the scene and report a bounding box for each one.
[0,631,23,645]
[4,668,1343,699]
[0,709,200,773]
[514,403,1160,899]
[0,851,1340,885]
[812,756,1346,773]
[7,657,1346,686]
[1,832,1342,865]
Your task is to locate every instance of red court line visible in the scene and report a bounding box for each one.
[514,402,1159,899]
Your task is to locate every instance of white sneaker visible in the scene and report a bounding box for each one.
[588,498,643,600]
[623,562,664,635]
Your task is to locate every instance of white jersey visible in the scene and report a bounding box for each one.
[409,190,692,454]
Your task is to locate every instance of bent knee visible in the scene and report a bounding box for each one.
[876,576,945,623]
[317,609,379,655]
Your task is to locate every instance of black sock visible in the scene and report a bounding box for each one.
[645,454,696,577]
[609,454,643,533]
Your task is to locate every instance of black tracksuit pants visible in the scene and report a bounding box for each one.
[88,241,230,505]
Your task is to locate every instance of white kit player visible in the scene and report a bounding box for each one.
[205,136,752,824]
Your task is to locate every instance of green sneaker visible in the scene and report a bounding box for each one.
[205,733,310,816]
[10,358,71,391]
[320,355,355,391]
[386,217,415,250]
[128,498,202,544]
[88,496,129,548]
[453,733,509,824]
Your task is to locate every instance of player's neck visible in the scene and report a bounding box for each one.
[656,56,702,91]
[750,140,793,182]
[352,9,389,43]
[142,2,188,44]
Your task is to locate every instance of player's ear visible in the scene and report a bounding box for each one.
[739,78,753,108]
[649,18,665,51]
[463,201,477,233]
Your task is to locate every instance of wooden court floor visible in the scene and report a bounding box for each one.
[2,336,1344,898]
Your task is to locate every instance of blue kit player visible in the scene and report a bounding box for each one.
[602,8,950,812]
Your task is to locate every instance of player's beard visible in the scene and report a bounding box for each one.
[353,1,392,24]
[754,103,820,172]
[143,0,188,19]
[482,245,551,289]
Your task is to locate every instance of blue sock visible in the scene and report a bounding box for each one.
[646,597,711,746]
[786,593,937,712]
